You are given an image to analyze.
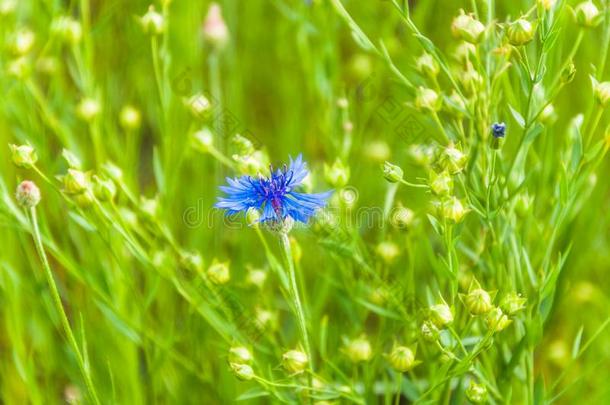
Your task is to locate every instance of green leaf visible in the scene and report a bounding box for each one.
[509,105,525,128]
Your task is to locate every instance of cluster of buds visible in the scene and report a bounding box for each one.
[228,346,254,381]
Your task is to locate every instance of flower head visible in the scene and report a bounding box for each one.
[215,154,331,225]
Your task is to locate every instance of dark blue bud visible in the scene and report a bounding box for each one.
[491,122,506,139]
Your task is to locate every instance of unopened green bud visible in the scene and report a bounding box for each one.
[408,144,435,166]
[451,11,485,44]
[446,91,467,117]
[440,145,467,174]
[575,1,601,28]
[429,171,453,196]
[500,292,526,315]
[382,161,403,183]
[141,5,165,35]
[62,149,82,169]
[15,180,40,208]
[203,3,229,49]
[10,144,37,168]
[421,320,440,341]
[376,241,400,264]
[486,307,512,332]
[390,206,415,230]
[464,288,493,315]
[363,140,390,163]
[324,159,350,187]
[388,346,419,372]
[246,267,267,288]
[11,29,35,55]
[119,105,141,130]
[441,197,468,223]
[229,362,254,381]
[466,381,488,404]
[51,16,82,44]
[415,86,441,112]
[561,62,576,84]
[345,336,372,363]
[246,207,261,226]
[594,81,610,107]
[102,161,123,182]
[185,94,211,118]
[180,251,203,272]
[207,261,230,285]
[538,0,557,11]
[76,98,101,122]
[416,53,439,79]
[62,169,89,194]
[192,128,214,152]
[282,350,308,375]
[452,41,476,63]
[0,0,16,16]
[74,191,94,208]
[458,66,483,94]
[429,304,453,328]
[231,134,255,156]
[508,19,535,46]
[140,196,159,219]
[228,346,253,365]
[93,176,116,201]
[539,103,558,125]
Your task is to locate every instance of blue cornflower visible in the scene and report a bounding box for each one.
[491,122,506,138]
[215,154,332,224]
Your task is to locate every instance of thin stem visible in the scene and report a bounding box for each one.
[278,232,313,371]
[28,207,101,405]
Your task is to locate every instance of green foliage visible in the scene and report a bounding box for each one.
[1,0,610,403]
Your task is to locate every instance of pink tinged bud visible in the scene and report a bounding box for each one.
[203,3,229,48]
[16,180,41,208]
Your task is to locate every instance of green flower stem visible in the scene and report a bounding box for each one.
[278,232,313,372]
[27,207,101,405]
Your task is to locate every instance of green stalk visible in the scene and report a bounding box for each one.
[278,232,313,372]
[27,207,101,405]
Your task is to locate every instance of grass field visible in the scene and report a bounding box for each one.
[2,0,610,403]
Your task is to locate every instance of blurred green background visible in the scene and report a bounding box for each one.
[1,0,610,403]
